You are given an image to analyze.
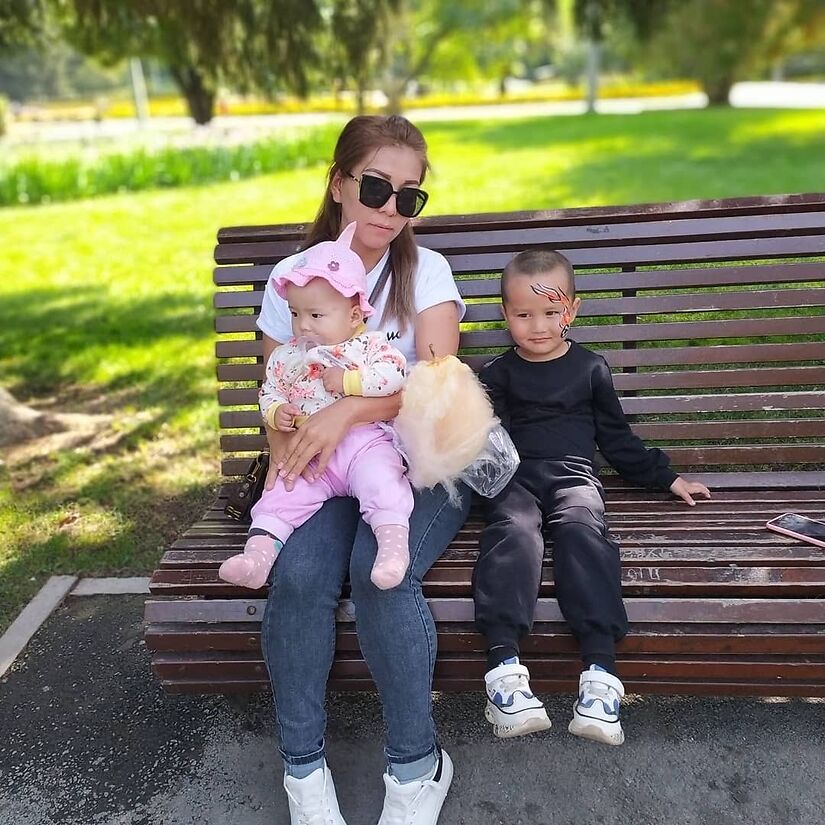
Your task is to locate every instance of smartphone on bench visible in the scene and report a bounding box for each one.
[765,513,825,548]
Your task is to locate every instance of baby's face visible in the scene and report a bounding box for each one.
[286,278,363,345]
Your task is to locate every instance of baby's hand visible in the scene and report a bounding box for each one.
[274,403,302,432]
[322,366,345,395]
[670,476,711,507]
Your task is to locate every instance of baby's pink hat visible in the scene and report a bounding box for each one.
[271,222,374,317]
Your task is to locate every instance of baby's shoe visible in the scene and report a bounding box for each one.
[218,534,281,589]
[568,664,625,746]
[484,658,551,739]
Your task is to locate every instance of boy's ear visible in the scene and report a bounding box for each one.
[568,296,582,323]
[499,302,508,320]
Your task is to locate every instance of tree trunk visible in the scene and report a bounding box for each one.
[585,37,600,114]
[0,387,63,447]
[356,73,367,115]
[703,75,734,106]
[384,81,404,115]
[169,64,216,125]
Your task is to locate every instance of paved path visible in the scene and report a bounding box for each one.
[1,594,824,824]
[5,81,825,150]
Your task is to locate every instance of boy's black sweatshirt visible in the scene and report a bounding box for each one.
[479,341,678,490]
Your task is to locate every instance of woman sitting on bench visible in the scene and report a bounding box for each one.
[255,114,469,825]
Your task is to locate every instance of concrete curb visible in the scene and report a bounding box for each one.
[0,575,78,678]
[71,576,150,596]
[0,576,151,678]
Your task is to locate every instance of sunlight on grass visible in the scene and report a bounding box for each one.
[1,106,824,631]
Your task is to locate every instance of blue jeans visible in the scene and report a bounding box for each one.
[261,483,471,778]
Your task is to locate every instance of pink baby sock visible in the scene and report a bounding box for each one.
[218,534,283,589]
[371,524,410,590]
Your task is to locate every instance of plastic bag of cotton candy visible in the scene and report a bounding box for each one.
[394,353,519,504]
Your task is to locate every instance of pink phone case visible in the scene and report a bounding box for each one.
[765,513,825,548]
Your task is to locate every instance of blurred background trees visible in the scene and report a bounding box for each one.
[0,0,824,122]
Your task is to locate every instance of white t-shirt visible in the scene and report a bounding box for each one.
[256,246,466,366]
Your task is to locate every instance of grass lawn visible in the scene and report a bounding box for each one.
[1,107,824,632]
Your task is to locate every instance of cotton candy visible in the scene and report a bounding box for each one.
[395,354,496,504]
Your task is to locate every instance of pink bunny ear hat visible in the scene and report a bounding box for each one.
[270,222,375,317]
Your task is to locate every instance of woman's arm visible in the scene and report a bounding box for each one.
[415,301,461,360]
[276,394,401,484]
[274,302,461,483]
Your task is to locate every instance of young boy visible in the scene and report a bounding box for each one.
[473,249,710,746]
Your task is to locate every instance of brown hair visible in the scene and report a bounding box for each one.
[304,115,430,333]
[501,249,576,304]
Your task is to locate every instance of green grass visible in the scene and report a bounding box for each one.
[1,106,825,632]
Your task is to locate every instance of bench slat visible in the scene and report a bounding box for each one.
[145,622,825,655]
[214,285,825,315]
[214,260,825,292]
[214,210,825,263]
[216,363,825,392]
[144,597,825,625]
[215,341,825,370]
[215,387,825,415]
[215,193,825,243]
[148,565,825,599]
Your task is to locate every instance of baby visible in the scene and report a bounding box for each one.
[219,222,413,591]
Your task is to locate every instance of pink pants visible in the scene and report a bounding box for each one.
[250,424,414,542]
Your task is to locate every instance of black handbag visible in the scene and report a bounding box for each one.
[224,450,270,521]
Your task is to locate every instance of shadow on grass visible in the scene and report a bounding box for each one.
[0,285,213,399]
[0,283,222,632]
[0,469,216,631]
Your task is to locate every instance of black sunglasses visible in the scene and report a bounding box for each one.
[345,172,429,218]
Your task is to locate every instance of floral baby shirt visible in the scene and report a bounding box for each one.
[259,331,407,427]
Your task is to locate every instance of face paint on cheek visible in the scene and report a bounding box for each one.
[531,282,572,338]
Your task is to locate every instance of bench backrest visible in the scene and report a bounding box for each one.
[213,194,825,484]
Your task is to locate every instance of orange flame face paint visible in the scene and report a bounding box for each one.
[530,282,572,338]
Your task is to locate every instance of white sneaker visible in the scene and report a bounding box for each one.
[568,665,625,746]
[377,749,454,825]
[484,659,551,739]
[284,762,348,825]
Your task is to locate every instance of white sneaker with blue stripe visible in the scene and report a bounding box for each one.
[484,658,551,739]
[568,665,625,746]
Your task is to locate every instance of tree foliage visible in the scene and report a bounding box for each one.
[48,1,324,122]
[329,0,398,113]
[0,0,44,48]
[344,0,535,112]
[638,0,825,104]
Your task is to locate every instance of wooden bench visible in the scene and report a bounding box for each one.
[144,193,825,697]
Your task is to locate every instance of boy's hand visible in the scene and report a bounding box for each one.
[274,403,302,432]
[322,366,345,395]
[670,476,711,507]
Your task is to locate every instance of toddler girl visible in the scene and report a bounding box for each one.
[218,222,413,590]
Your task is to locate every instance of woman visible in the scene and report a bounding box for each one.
[256,115,471,825]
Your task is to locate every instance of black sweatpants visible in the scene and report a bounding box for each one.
[472,458,628,667]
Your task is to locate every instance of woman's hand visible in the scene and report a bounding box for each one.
[277,399,355,485]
